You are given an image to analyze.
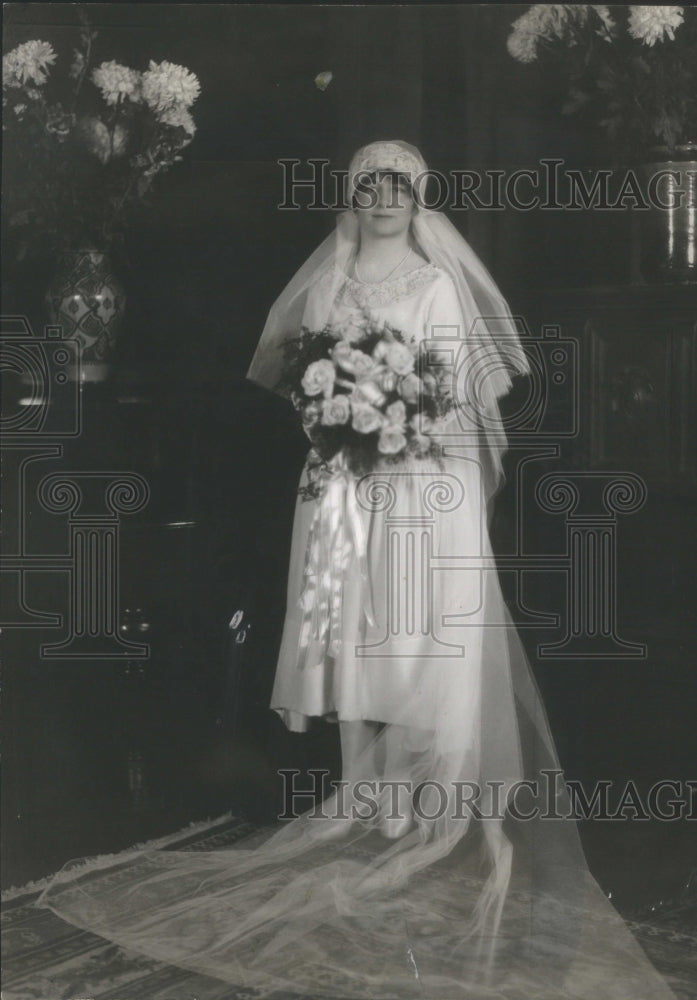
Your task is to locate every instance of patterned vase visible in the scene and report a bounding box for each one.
[45,247,126,382]
[638,144,697,285]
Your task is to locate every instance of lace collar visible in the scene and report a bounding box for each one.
[331,262,442,308]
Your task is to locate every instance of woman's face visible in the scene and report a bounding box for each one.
[353,172,415,239]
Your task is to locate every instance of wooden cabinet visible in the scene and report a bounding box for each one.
[1,374,309,886]
[502,284,697,786]
[513,285,697,497]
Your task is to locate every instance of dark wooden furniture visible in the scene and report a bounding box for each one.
[1,371,311,886]
[500,283,697,791]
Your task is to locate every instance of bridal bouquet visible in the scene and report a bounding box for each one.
[277,319,455,501]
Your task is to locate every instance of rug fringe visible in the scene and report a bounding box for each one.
[1,811,237,902]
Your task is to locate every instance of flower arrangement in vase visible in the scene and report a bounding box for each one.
[3,16,201,377]
[507,5,697,282]
[507,5,697,158]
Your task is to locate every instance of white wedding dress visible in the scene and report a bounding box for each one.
[272,261,493,741]
[37,261,679,1000]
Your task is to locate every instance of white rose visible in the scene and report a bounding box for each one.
[409,412,434,434]
[399,372,423,404]
[331,341,354,367]
[321,395,351,426]
[422,373,437,396]
[378,426,408,455]
[385,342,415,376]
[385,400,407,426]
[336,348,376,378]
[352,351,377,378]
[351,403,384,434]
[302,359,336,397]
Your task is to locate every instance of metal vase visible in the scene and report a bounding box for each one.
[638,145,697,285]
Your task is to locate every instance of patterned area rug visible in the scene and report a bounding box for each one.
[3,814,696,1000]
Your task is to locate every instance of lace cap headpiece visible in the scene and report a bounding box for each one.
[347,140,427,203]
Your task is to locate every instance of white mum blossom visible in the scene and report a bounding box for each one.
[91,60,142,105]
[3,40,56,88]
[3,59,17,90]
[627,5,684,46]
[158,102,196,137]
[141,59,200,112]
[506,23,540,63]
[507,5,592,62]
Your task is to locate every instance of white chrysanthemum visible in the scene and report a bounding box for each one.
[507,5,594,62]
[627,5,684,46]
[3,40,56,88]
[141,59,200,113]
[3,58,17,90]
[506,22,539,63]
[91,60,142,105]
[158,103,196,137]
[506,25,540,63]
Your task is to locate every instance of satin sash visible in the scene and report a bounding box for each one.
[297,450,377,659]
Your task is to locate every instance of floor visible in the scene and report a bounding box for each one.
[4,700,696,930]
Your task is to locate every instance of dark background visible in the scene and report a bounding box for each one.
[2,1,631,368]
[2,3,695,906]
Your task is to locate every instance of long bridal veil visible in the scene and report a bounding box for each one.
[36,586,677,999]
[37,142,677,999]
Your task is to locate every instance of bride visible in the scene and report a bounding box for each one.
[39,141,677,1000]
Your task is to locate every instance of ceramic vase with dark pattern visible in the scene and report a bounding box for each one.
[45,247,126,382]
